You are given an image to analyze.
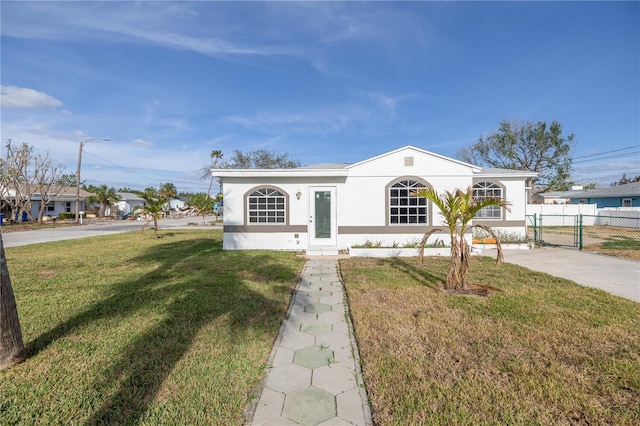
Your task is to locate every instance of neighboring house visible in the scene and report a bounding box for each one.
[533,186,588,204]
[568,182,640,208]
[112,192,146,216]
[213,146,536,255]
[169,197,187,211]
[0,184,93,221]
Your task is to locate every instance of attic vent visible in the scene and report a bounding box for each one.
[404,156,414,167]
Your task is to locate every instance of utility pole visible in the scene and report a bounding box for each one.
[75,138,110,223]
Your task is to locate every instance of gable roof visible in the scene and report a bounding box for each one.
[568,181,640,199]
[346,145,480,171]
[212,145,536,179]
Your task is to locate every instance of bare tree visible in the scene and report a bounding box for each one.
[33,153,67,223]
[1,141,34,223]
[1,140,69,223]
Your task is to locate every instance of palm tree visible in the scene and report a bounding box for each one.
[206,150,223,199]
[414,187,509,291]
[85,184,120,217]
[0,232,25,370]
[188,193,214,224]
[137,188,168,238]
[159,182,177,200]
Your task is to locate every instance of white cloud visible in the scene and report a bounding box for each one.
[224,105,370,135]
[358,91,419,117]
[0,85,63,109]
[134,139,152,149]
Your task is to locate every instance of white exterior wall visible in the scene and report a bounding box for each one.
[113,199,146,215]
[335,147,474,248]
[219,146,533,252]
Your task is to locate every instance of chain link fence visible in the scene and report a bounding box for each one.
[527,213,640,261]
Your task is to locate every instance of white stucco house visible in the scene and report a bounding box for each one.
[112,192,146,216]
[213,146,536,255]
[169,197,187,211]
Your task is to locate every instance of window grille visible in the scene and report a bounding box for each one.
[389,179,428,224]
[473,182,503,219]
[248,188,286,224]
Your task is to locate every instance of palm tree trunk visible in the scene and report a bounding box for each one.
[446,237,461,290]
[0,232,25,370]
[206,176,214,199]
[459,235,471,290]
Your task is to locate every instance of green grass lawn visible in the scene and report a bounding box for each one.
[340,256,640,425]
[1,229,304,425]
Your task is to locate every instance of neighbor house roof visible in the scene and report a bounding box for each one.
[116,192,146,202]
[0,183,93,200]
[568,181,640,199]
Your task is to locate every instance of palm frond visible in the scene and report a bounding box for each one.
[473,224,504,266]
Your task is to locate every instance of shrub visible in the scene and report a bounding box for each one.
[473,228,528,244]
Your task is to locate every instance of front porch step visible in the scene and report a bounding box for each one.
[306,246,339,256]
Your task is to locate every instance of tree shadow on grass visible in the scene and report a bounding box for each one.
[25,237,302,424]
[383,257,445,290]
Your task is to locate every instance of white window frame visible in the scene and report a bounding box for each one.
[389,179,428,225]
[622,198,632,207]
[473,182,503,220]
[247,187,287,225]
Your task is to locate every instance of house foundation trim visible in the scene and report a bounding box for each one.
[471,220,526,227]
[337,225,450,234]
[224,225,308,233]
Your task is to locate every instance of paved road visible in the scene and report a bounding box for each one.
[484,247,640,302]
[1,216,219,248]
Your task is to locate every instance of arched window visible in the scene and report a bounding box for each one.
[247,187,287,224]
[473,182,503,219]
[389,179,428,225]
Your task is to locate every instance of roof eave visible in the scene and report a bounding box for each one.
[474,171,538,178]
[212,168,350,178]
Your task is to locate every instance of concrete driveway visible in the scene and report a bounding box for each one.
[1,216,219,248]
[484,247,640,302]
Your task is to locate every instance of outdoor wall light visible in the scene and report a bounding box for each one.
[296,188,302,200]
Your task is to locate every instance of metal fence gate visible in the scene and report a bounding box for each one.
[526,213,640,260]
[527,214,580,248]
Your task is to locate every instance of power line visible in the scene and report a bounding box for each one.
[82,149,164,184]
[573,145,639,160]
[573,151,640,165]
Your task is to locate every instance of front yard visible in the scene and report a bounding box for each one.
[340,256,640,425]
[1,229,304,424]
[2,230,638,425]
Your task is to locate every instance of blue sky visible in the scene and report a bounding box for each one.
[1,1,638,193]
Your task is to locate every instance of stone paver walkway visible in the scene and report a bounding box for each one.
[246,259,372,426]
